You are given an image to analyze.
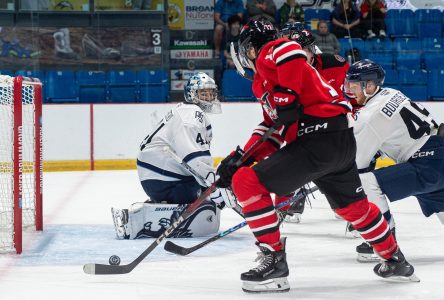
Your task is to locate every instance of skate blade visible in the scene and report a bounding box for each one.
[357,253,379,263]
[242,277,290,293]
[382,273,420,283]
[345,230,360,239]
[284,214,302,224]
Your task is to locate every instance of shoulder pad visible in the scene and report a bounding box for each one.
[319,53,347,69]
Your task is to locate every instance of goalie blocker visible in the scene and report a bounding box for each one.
[111,200,221,239]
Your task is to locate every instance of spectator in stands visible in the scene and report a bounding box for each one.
[331,0,361,39]
[223,15,242,69]
[277,0,304,26]
[360,0,387,39]
[214,0,244,59]
[313,20,340,55]
[245,0,277,24]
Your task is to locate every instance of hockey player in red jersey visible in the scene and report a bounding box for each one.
[279,22,349,97]
[277,22,352,222]
[216,19,418,293]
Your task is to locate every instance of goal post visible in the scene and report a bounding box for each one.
[0,75,43,254]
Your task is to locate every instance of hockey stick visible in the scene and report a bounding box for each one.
[164,185,319,256]
[163,145,242,213]
[162,146,212,187]
[230,42,254,81]
[83,125,279,275]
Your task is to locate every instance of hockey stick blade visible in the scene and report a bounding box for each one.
[83,184,216,275]
[164,186,319,256]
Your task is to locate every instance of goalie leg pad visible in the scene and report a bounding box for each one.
[126,201,220,239]
[242,278,290,293]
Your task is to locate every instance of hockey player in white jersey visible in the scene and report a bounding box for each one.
[111,72,234,239]
[345,60,444,271]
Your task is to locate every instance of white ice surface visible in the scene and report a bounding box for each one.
[0,170,443,300]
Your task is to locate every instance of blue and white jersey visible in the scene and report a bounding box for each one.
[353,87,438,170]
[137,102,214,186]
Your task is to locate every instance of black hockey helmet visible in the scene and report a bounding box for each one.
[280,23,315,50]
[344,59,385,99]
[238,18,277,67]
[280,22,304,37]
[346,59,385,86]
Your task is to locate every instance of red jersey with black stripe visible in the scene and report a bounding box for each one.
[313,53,349,96]
[255,38,351,119]
[248,38,351,145]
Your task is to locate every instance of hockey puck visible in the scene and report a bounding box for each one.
[109,255,121,266]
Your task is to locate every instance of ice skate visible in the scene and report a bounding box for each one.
[284,198,305,223]
[111,207,130,239]
[282,188,308,223]
[357,228,396,262]
[345,222,360,238]
[241,237,290,293]
[356,242,379,262]
[374,248,420,282]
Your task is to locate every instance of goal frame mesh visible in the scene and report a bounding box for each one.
[0,75,42,254]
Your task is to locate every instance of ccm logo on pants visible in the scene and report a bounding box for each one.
[298,123,328,136]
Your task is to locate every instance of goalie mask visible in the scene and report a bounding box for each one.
[184,72,221,114]
[344,59,385,103]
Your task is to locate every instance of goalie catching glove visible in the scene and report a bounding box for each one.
[273,86,304,126]
[216,146,255,188]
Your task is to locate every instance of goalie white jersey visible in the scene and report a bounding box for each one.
[137,102,215,186]
[353,88,438,170]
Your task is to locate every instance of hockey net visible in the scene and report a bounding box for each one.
[0,75,42,254]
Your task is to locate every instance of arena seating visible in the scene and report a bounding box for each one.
[138,70,169,103]
[46,71,79,103]
[4,10,444,103]
[222,69,254,101]
[78,71,108,103]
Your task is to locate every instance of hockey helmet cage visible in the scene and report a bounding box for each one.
[184,72,221,114]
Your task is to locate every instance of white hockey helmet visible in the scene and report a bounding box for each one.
[184,72,221,114]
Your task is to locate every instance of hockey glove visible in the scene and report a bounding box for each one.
[216,146,255,188]
[209,188,238,209]
[273,86,304,126]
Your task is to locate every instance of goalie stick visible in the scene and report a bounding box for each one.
[164,185,319,256]
[83,125,279,275]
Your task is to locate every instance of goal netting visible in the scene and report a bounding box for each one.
[0,75,42,254]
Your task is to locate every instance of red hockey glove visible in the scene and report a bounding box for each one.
[216,146,255,188]
[273,86,304,126]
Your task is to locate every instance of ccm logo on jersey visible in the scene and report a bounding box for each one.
[274,96,289,103]
[411,150,434,159]
[356,186,364,193]
[298,122,328,136]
